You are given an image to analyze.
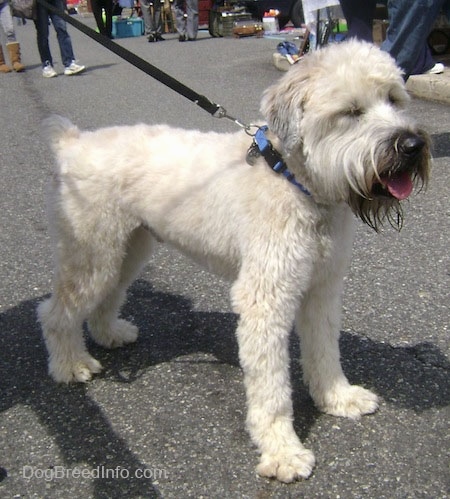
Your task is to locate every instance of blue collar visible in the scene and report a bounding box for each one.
[253,126,311,197]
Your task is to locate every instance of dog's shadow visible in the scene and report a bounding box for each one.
[1,279,449,495]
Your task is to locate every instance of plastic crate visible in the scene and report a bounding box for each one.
[112,17,144,38]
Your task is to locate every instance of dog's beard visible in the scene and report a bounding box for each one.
[346,130,431,231]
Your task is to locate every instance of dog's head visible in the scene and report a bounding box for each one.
[261,40,431,230]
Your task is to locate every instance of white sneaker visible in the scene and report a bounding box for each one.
[64,60,86,76]
[42,62,57,78]
[426,62,444,74]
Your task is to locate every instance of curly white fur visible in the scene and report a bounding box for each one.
[38,41,430,482]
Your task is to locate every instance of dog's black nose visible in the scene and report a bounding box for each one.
[399,134,425,156]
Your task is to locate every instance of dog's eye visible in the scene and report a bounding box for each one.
[388,92,406,107]
[388,94,398,105]
[343,107,363,118]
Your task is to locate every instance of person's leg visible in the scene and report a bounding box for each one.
[382,0,445,79]
[140,0,153,36]
[153,0,164,38]
[6,42,25,72]
[91,0,107,36]
[339,0,377,42]
[411,43,437,74]
[0,2,25,71]
[0,2,17,43]
[185,0,198,40]
[0,44,11,73]
[49,0,75,67]
[104,0,113,38]
[174,0,187,40]
[0,5,12,72]
[34,2,53,66]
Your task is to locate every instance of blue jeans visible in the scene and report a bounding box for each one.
[381,0,445,77]
[34,0,75,67]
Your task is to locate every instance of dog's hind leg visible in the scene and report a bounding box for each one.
[38,293,103,383]
[231,264,316,483]
[38,222,139,383]
[87,226,154,348]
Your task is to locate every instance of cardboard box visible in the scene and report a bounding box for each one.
[262,17,279,34]
[112,18,144,38]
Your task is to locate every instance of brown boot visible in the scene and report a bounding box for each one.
[7,42,25,72]
[0,46,12,73]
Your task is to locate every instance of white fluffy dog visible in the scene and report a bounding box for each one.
[38,41,430,482]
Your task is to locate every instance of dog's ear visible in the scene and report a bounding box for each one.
[260,62,311,155]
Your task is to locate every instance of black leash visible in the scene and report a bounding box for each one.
[35,0,313,196]
[36,0,222,116]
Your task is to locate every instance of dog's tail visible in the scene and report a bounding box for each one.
[42,115,80,153]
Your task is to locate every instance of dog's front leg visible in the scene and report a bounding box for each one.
[231,271,315,483]
[296,216,379,419]
[297,280,378,419]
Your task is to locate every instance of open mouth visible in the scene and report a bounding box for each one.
[373,171,414,200]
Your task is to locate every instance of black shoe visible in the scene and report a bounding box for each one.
[148,34,156,42]
[179,34,186,42]
[155,34,165,41]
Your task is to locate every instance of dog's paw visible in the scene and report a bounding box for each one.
[319,384,379,419]
[256,447,315,483]
[90,319,139,349]
[49,354,103,383]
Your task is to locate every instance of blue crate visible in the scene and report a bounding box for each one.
[112,17,144,38]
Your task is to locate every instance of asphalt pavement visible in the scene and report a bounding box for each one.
[0,15,449,499]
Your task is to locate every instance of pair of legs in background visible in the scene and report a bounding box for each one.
[0,1,25,72]
[340,0,445,77]
[34,0,85,76]
[174,0,198,40]
[140,0,164,41]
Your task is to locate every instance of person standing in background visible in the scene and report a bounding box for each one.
[34,0,85,77]
[381,0,446,76]
[141,0,164,42]
[175,0,198,41]
[339,0,446,79]
[0,0,25,72]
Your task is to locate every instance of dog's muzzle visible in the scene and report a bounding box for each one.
[398,133,426,157]
[348,128,431,231]
[372,131,429,201]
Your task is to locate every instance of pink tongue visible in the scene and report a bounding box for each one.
[381,171,413,200]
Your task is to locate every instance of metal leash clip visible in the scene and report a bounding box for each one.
[213,106,258,136]
[213,107,267,166]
